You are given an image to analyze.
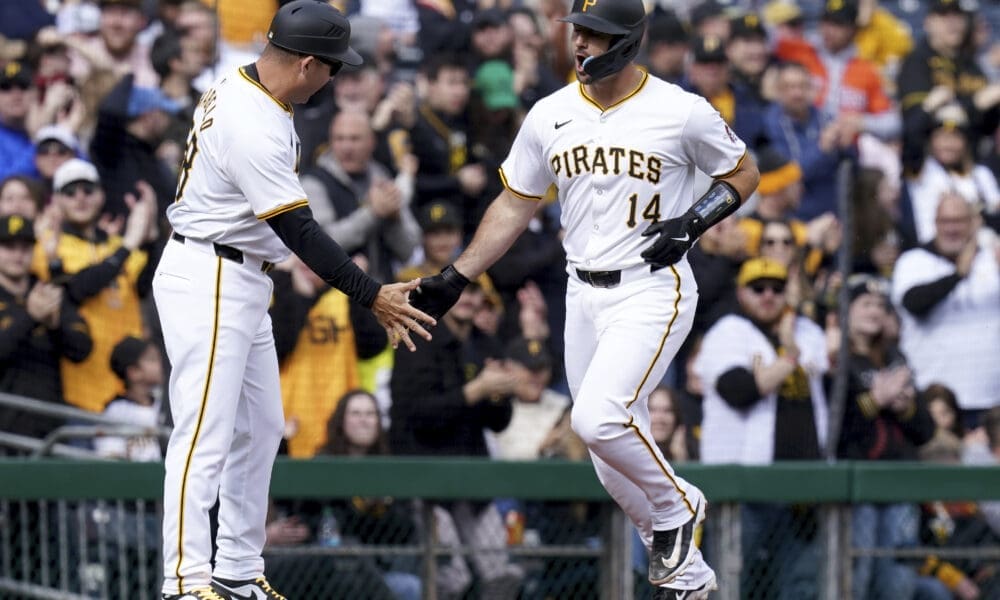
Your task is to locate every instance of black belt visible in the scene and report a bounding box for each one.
[576,269,621,288]
[172,232,275,273]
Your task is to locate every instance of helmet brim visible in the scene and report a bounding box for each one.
[320,45,363,68]
[558,12,630,36]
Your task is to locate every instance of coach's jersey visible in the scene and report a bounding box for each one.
[499,70,747,271]
[167,66,308,263]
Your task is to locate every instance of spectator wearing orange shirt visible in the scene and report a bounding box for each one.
[774,0,900,143]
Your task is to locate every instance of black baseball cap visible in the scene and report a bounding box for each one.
[110,336,152,382]
[506,337,553,371]
[473,8,507,30]
[692,35,727,63]
[647,11,689,45]
[730,13,768,40]
[691,0,726,26]
[418,201,462,232]
[847,274,889,304]
[928,0,969,15]
[0,215,36,244]
[0,61,33,89]
[821,0,859,25]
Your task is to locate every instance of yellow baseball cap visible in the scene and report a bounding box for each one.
[737,257,788,287]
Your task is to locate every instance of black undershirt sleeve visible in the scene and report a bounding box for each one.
[716,367,762,409]
[266,206,381,308]
[900,273,962,318]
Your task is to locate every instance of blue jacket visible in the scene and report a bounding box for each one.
[762,103,847,220]
[0,124,37,180]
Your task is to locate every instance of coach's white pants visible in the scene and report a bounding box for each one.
[155,238,285,594]
[566,261,714,589]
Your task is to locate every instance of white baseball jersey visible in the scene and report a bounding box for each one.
[497,70,746,593]
[167,66,308,263]
[500,71,747,272]
[891,244,1000,410]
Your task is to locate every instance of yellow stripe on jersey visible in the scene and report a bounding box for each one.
[578,67,649,112]
[257,199,309,220]
[626,265,682,411]
[498,167,543,201]
[176,257,223,592]
[713,150,748,180]
[625,415,696,517]
[238,67,293,115]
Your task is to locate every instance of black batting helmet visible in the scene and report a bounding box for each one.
[267,0,362,68]
[559,0,646,81]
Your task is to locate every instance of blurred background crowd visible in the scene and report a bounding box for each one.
[1,0,1000,598]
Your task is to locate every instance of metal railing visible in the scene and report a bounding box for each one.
[1,459,999,599]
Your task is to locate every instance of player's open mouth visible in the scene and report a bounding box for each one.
[575,54,588,72]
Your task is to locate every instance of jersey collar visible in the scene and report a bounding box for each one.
[239,64,293,115]
[578,66,649,113]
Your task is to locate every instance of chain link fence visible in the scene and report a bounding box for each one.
[2,460,999,600]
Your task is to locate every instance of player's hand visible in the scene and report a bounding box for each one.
[640,212,703,271]
[410,264,470,321]
[372,278,435,351]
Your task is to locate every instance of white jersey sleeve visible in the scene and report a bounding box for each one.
[681,96,747,180]
[498,108,551,200]
[224,121,309,219]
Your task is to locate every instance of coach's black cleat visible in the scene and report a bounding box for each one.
[652,573,718,599]
[162,588,227,600]
[648,490,707,586]
[212,576,287,600]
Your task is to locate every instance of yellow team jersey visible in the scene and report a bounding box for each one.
[33,231,146,412]
[279,288,359,458]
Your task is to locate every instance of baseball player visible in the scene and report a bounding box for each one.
[412,1,759,598]
[154,2,434,599]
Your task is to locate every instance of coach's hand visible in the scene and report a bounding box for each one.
[641,211,705,271]
[411,264,470,321]
[372,279,436,351]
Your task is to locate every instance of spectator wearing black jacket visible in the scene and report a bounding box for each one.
[897,0,1000,174]
[89,74,180,219]
[389,280,523,599]
[389,54,488,239]
[0,215,91,451]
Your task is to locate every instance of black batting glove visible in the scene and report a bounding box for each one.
[640,211,706,271]
[411,264,470,321]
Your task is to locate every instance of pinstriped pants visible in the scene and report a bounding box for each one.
[154,238,285,594]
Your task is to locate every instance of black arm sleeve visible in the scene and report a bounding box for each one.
[349,299,388,359]
[901,273,962,318]
[716,367,762,409]
[267,206,381,308]
[61,247,130,303]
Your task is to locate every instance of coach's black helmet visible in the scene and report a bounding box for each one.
[267,0,362,69]
[559,0,646,81]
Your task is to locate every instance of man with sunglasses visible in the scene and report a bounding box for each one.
[0,61,37,181]
[694,257,829,598]
[32,125,79,192]
[154,2,434,599]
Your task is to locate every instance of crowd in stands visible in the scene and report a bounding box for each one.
[2,0,1000,598]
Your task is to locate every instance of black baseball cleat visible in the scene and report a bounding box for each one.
[162,588,227,600]
[648,490,707,585]
[212,576,287,600]
[651,574,718,599]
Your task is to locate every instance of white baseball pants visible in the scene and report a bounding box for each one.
[566,261,715,588]
[155,237,285,594]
